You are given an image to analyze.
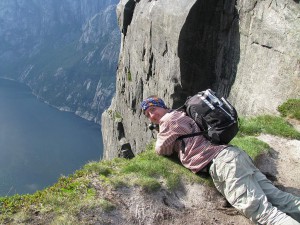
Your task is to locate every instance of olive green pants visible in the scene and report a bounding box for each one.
[209,146,300,225]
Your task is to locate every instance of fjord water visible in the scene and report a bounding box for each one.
[0,78,103,196]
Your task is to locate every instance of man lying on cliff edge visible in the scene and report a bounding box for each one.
[140,96,300,225]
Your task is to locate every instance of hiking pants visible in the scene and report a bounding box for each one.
[209,146,300,225]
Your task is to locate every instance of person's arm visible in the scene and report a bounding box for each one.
[155,114,193,156]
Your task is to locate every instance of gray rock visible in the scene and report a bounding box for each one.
[102,0,300,158]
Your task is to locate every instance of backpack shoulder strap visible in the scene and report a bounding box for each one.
[176,131,208,153]
[176,131,207,141]
[174,104,185,112]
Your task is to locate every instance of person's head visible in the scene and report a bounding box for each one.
[141,96,169,124]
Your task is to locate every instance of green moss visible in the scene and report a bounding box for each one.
[230,136,269,161]
[127,71,132,81]
[83,162,113,177]
[278,99,300,120]
[106,109,123,121]
[0,172,93,222]
[120,143,206,190]
[114,112,122,120]
[238,115,300,139]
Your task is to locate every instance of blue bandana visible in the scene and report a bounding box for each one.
[141,97,167,112]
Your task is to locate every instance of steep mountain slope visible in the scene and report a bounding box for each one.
[0,0,120,123]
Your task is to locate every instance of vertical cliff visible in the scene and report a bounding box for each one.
[102,0,300,159]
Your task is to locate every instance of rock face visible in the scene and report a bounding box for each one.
[231,0,300,116]
[0,0,120,123]
[102,0,300,158]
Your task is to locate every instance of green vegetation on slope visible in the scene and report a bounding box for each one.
[238,115,300,139]
[278,99,300,120]
[230,136,269,161]
[0,143,204,224]
[81,141,207,193]
[229,99,300,159]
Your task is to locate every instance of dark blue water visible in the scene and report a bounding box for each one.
[0,78,103,196]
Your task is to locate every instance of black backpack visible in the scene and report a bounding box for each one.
[177,89,239,145]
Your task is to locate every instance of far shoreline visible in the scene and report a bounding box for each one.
[0,76,101,125]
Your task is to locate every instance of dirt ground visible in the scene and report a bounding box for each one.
[256,134,300,196]
[256,118,300,196]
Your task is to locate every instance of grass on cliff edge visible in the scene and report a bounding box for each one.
[233,114,300,160]
[278,98,300,120]
[0,99,299,223]
[230,98,300,160]
[0,142,206,223]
